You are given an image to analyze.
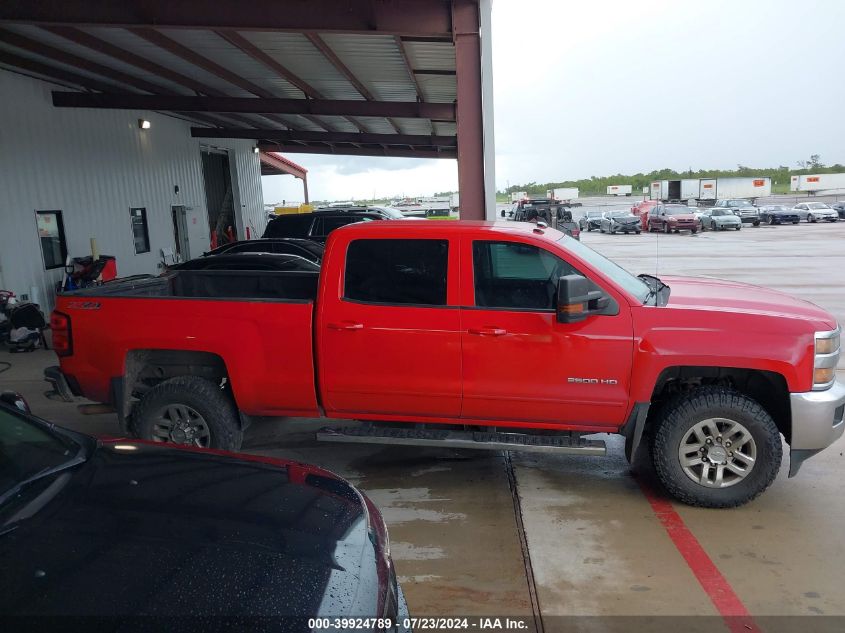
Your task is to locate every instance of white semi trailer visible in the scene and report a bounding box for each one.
[649,179,702,201]
[510,191,528,202]
[551,187,579,200]
[790,173,845,195]
[606,184,632,196]
[650,177,771,201]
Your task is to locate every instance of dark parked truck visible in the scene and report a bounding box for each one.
[46,221,844,508]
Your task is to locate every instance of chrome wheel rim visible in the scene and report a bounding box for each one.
[152,404,211,447]
[678,418,756,488]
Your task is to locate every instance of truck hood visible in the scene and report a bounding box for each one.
[660,276,836,328]
[0,443,383,618]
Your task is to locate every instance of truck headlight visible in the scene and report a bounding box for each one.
[813,327,841,390]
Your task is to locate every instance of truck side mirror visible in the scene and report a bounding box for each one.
[557,275,613,323]
[557,275,590,323]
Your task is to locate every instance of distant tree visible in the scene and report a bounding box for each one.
[809,154,824,169]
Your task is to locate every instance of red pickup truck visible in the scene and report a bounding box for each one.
[46,221,843,508]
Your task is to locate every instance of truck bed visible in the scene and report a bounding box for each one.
[54,270,321,417]
[65,270,319,302]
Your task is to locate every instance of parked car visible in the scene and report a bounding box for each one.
[700,208,742,231]
[263,208,403,242]
[579,210,604,232]
[316,205,407,220]
[45,220,845,508]
[0,392,406,622]
[713,199,760,226]
[599,210,641,234]
[793,202,839,223]
[647,204,700,233]
[757,205,800,225]
[202,238,325,264]
[830,201,845,219]
[170,252,321,272]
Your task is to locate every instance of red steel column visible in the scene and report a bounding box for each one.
[453,0,485,221]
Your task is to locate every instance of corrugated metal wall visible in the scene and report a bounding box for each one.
[0,70,267,310]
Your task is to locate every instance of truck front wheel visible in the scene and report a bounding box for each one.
[132,376,243,451]
[650,387,781,508]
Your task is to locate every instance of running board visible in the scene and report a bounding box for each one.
[316,426,606,456]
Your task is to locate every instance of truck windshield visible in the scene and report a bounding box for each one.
[557,236,650,303]
[664,207,689,215]
[732,201,753,207]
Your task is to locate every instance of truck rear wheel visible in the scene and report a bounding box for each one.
[650,386,781,508]
[133,376,243,451]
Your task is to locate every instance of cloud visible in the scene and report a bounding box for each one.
[264,0,845,203]
[262,158,458,204]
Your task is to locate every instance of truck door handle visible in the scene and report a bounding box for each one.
[328,322,364,331]
[468,327,508,337]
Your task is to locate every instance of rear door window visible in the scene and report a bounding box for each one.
[263,215,313,238]
[345,239,448,306]
[313,216,372,239]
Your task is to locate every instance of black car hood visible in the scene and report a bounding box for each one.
[0,443,382,619]
[609,214,638,222]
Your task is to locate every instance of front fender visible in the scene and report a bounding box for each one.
[630,313,814,401]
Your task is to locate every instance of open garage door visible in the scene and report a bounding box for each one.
[201,147,238,249]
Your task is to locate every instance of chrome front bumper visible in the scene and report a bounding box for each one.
[788,379,845,476]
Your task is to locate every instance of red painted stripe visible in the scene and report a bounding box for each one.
[639,482,761,633]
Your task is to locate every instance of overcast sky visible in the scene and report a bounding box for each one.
[262,0,845,204]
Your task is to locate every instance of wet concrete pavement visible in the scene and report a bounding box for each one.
[1,219,844,626]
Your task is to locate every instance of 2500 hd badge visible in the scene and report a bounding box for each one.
[568,377,619,385]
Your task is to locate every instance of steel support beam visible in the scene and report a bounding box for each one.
[128,27,305,131]
[257,143,456,159]
[192,127,455,147]
[51,92,456,120]
[0,34,232,128]
[0,0,453,37]
[212,29,354,133]
[305,32,401,134]
[453,0,486,220]
[39,25,268,130]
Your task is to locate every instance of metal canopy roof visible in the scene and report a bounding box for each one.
[0,0,465,160]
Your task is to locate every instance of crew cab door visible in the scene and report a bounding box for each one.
[318,235,462,418]
[459,237,634,427]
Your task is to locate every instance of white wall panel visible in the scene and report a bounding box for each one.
[0,70,265,310]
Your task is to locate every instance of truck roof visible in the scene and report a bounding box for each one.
[337,219,565,240]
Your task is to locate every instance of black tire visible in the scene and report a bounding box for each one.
[664,223,670,234]
[753,221,760,227]
[808,214,816,223]
[133,376,243,451]
[635,230,641,234]
[650,386,781,508]
[793,221,799,224]
[735,225,741,230]
[691,227,697,234]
